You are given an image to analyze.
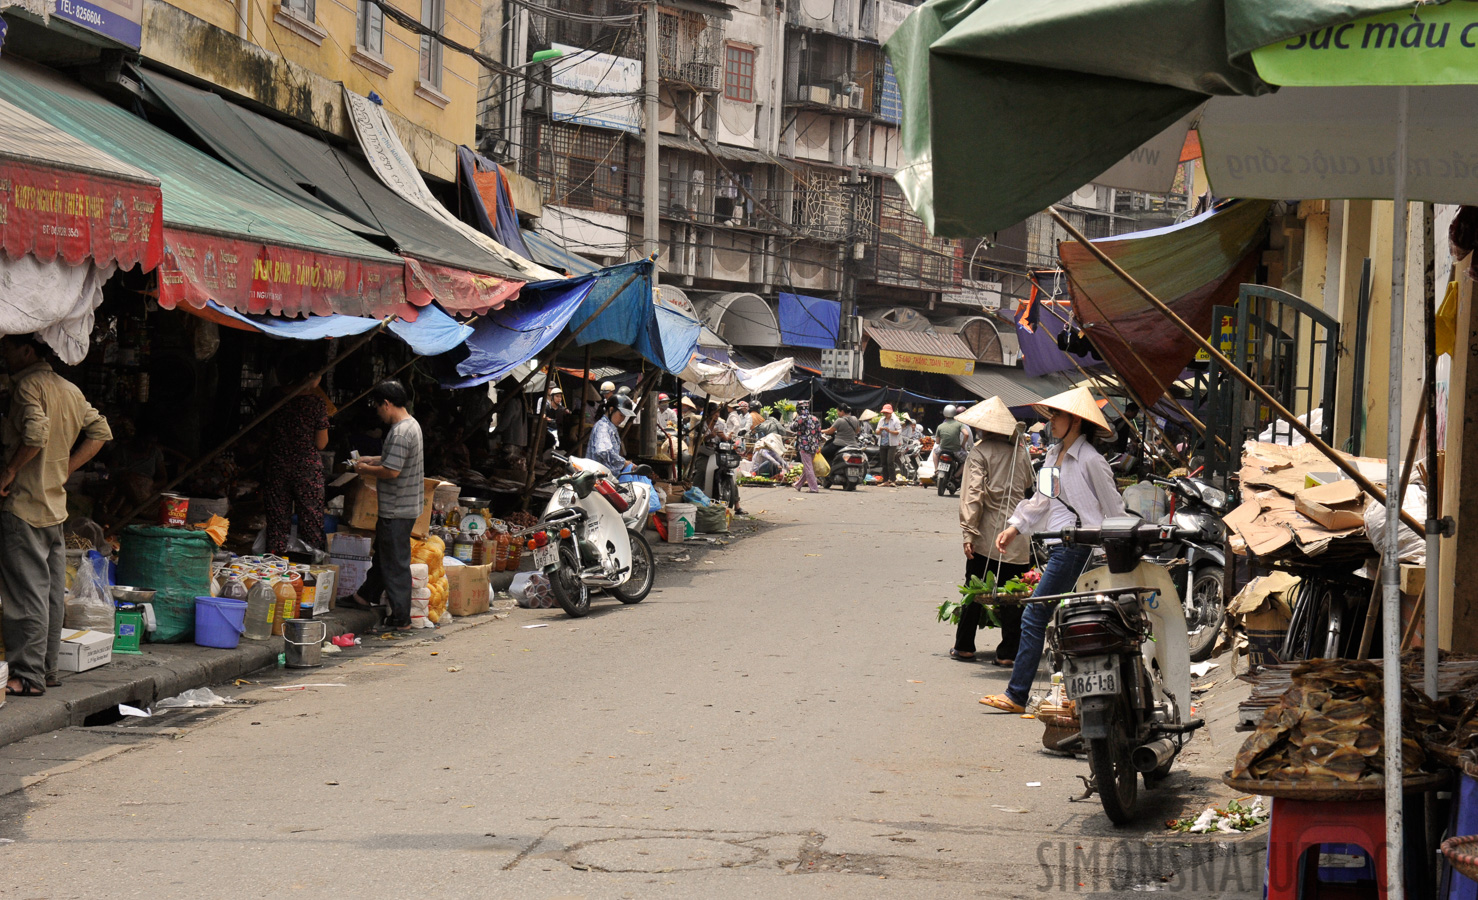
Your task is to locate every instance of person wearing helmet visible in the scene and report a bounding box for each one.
[820,403,861,471]
[725,400,750,439]
[656,393,676,432]
[617,385,632,397]
[589,395,637,474]
[600,381,617,402]
[935,404,972,457]
[980,387,1125,714]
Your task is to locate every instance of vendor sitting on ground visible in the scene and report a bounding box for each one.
[751,433,788,478]
[589,395,636,474]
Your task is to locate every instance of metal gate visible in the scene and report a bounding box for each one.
[1203,285,1340,484]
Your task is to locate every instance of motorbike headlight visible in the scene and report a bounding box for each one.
[1197,484,1228,511]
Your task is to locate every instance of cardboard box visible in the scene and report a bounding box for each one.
[57,628,113,672]
[1294,480,1365,531]
[446,562,492,617]
[346,476,441,538]
[330,556,372,599]
[326,532,373,559]
[309,564,339,615]
[1228,572,1298,671]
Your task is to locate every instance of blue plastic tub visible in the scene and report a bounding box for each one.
[194,596,248,649]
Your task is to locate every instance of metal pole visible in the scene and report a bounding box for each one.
[1422,201,1440,701]
[1380,84,1410,900]
[643,1,660,260]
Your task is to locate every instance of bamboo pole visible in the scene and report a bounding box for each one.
[1048,207,1425,537]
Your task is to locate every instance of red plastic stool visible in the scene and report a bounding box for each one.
[1265,797,1390,899]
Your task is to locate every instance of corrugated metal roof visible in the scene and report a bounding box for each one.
[950,367,1063,408]
[658,133,772,165]
[864,326,975,361]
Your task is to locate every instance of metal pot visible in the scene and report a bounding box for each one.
[283,619,327,667]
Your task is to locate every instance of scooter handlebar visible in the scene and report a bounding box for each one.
[1034,522,1199,546]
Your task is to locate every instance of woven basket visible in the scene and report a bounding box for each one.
[1444,835,1478,883]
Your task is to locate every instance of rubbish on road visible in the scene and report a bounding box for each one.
[447,666,463,672]
[509,572,556,610]
[0,838,14,843]
[331,634,359,647]
[907,680,923,683]
[1167,797,1268,833]
[992,806,1030,813]
[270,683,347,691]
[321,642,341,654]
[1025,782,1042,787]
[1189,661,1219,677]
[118,704,151,717]
[522,624,549,629]
[804,553,822,557]
[156,687,228,709]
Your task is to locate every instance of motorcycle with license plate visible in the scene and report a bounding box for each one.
[530,452,656,618]
[935,448,964,496]
[1031,466,1204,825]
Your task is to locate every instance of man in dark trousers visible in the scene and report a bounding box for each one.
[347,380,424,632]
[1,335,111,697]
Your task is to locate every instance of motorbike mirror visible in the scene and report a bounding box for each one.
[1037,466,1062,499]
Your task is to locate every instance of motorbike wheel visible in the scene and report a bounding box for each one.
[1185,565,1226,663]
[937,474,947,497]
[610,529,655,604]
[844,479,857,492]
[549,543,590,618]
[1087,699,1139,826]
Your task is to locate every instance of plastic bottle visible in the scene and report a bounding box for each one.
[300,570,317,614]
[243,578,275,641]
[272,578,298,636]
[221,574,248,604]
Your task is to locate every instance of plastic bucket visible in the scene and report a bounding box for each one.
[664,503,696,543]
[283,619,328,668]
[194,596,248,649]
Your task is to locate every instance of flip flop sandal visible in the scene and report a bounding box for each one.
[6,681,45,698]
[949,649,976,661]
[979,694,1025,714]
[991,659,1014,668]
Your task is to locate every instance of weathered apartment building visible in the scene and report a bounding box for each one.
[478,0,1028,367]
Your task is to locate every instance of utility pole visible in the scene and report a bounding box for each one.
[643,1,660,267]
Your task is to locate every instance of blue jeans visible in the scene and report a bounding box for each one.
[1005,544,1093,706]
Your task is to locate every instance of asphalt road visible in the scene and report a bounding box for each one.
[0,486,1262,899]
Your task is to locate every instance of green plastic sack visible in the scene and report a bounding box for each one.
[695,503,729,534]
[117,526,215,643]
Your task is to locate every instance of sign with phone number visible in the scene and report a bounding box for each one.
[879,349,975,376]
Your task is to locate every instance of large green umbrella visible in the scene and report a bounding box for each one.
[889,2,1474,883]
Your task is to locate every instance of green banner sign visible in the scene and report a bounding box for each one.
[1253,1,1478,86]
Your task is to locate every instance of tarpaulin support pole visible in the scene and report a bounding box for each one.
[113,317,393,532]
[1047,206,1424,538]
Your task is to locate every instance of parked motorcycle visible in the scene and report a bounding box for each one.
[1036,470,1203,825]
[695,435,742,509]
[1143,474,1228,662]
[896,438,923,484]
[935,448,964,496]
[533,453,657,617]
[825,443,867,491]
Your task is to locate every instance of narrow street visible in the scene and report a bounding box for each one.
[0,489,1260,899]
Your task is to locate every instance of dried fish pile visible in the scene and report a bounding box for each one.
[1239,657,1478,719]
[1232,660,1430,784]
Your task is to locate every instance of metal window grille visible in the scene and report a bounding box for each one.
[528,0,641,58]
[724,45,754,102]
[648,8,724,91]
[356,0,383,54]
[873,181,960,290]
[522,117,634,214]
[419,0,445,88]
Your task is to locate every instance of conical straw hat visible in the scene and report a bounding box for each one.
[955,396,1018,438]
[1032,386,1112,436]
[860,409,879,423]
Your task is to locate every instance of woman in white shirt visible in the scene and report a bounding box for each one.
[979,387,1125,714]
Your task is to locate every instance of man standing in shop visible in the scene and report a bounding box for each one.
[347,380,424,632]
[0,335,111,697]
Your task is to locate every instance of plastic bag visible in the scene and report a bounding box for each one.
[683,487,715,507]
[509,572,556,609]
[65,550,114,631]
[696,504,730,534]
[619,472,663,513]
[1362,481,1427,566]
[813,453,831,480]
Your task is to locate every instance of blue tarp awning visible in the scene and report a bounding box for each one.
[202,301,473,356]
[778,292,840,349]
[448,277,598,388]
[521,229,599,277]
[569,259,699,374]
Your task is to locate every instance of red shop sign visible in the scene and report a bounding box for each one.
[156,228,417,320]
[0,157,163,270]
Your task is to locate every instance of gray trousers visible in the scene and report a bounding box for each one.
[358,516,414,626]
[0,511,66,687]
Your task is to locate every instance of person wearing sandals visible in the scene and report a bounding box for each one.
[345,380,423,632]
[980,388,1123,713]
[951,397,1032,665]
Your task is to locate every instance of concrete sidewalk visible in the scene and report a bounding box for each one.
[0,606,379,749]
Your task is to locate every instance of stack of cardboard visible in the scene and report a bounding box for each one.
[1225,441,1377,564]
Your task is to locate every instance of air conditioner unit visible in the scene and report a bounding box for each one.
[848,92,863,109]
[807,85,832,105]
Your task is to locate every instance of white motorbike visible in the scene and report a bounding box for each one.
[531,453,656,617]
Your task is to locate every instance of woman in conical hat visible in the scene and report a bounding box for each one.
[979,387,1125,714]
[950,397,1033,665]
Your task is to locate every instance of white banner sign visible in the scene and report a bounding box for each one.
[550,43,642,135]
